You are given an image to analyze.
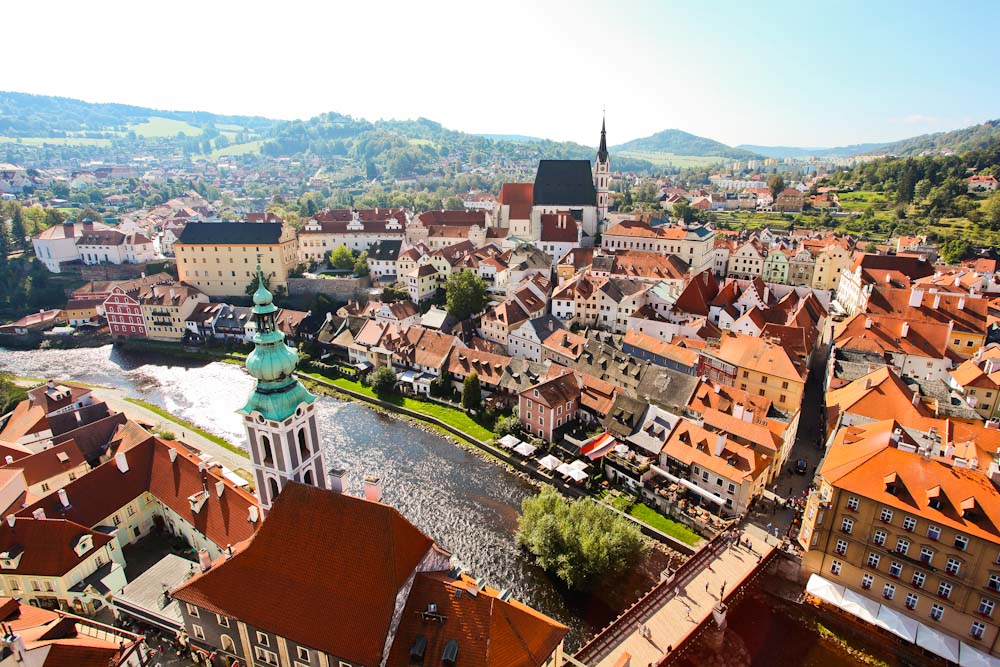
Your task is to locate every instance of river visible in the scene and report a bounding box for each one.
[1,345,871,664]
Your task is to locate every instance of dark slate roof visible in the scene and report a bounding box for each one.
[368,239,402,262]
[176,222,284,245]
[533,160,596,207]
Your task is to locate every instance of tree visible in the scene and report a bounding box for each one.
[462,373,482,411]
[369,366,397,397]
[353,251,369,277]
[381,283,409,302]
[983,193,1000,230]
[75,208,103,223]
[445,270,487,321]
[672,199,698,224]
[44,208,65,228]
[0,218,10,263]
[494,414,521,438]
[516,486,647,590]
[768,174,786,199]
[9,205,27,252]
[443,196,465,210]
[914,178,933,202]
[864,242,878,253]
[940,238,972,265]
[329,245,355,271]
[0,373,27,415]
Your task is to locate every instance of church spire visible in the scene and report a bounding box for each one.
[597,113,609,164]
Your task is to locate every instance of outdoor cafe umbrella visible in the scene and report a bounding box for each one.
[538,454,562,471]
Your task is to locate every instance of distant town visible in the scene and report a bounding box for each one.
[2,109,1000,667]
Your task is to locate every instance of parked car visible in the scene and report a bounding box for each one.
[795,459,808,475]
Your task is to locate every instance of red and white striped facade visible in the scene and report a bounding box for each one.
[103,286,146,338]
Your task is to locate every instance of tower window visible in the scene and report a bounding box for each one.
[261,435,274,465]
[268,477,280,500]
[298,428,310,458]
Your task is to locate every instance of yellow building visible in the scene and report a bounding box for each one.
[699,332,807,411]
[812,243,853,292]
[174,222,298,297]
[799,420,1000,660]
[139,284,208,340]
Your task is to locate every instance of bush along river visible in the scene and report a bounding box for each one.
[1,345,893,663]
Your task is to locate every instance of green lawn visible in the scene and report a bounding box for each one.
[618,150,723,168]
[129,116,202,137]
[628,502,703,546]
[209,140,265,159]
[303,373,495,441]
[124,397,248,459]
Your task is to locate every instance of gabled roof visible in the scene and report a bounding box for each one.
[172,483,441,666]
[673,270,718,316]
[521,370,581,407]
[532,160,596,206]
[712,332,806,383]
[0,518,112,576]
[176,222,284,245]
[498,183,534,219]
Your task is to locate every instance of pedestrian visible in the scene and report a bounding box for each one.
[758,553,763,563]
[766,522,772,533]
[705,581,710,593]
[667,645,673,653]
[721,581,727,597]
[787,485,792,496]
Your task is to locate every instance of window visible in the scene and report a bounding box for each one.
[971,622,986,640]
[956,535,969,552]
[980,598,996,617]
[989,574,1000,592]
[895,538,910,556]
[847,496,859,511]
[938,581,953,599]
[256,632,270,647]
[216,614,229,628]
[883,583,895,600]
[255,647,278,665]
[928,525,941,541]
[835,539,848,556]
[880,508,893,523]
[861,573,874,590]
[873,530,886,546]
[905,593,919,610]
[930,604,944,621]
[831,560,842,575]
[192,625,205,640]
[889,562,903,578]
[186,604,199,618]
[841,517,854,534]
[912,571,926,588]
[920,547,934,565]
[946,558,961,576]
[220,635,236,652]
[867,553,881,568]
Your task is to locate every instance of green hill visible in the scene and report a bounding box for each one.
[874,120,1000,156]
[613,129,759,160]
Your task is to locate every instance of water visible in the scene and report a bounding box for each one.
[0,345,876,663]
[0,345,608,647]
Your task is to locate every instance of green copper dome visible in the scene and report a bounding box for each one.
[239,265,315,421]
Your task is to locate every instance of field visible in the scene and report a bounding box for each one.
[0,136,112,146]
[618,150,725,168]
[128,116,203,137]
[208,140,265,159]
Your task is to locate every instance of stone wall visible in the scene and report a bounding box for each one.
[80,261,175,281]
[287,275,371,299]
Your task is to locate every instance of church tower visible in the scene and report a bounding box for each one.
[595,114,611,221]
[239,265,326,516]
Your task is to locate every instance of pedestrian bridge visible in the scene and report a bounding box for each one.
[571,524,778,667]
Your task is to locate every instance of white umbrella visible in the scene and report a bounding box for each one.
[556,462,574,476]
[614,444,629,456]
[497,434,521,449]
[538,454,562,471]
[514,442,537,457]
[567,468,588,482]
[569,459,588,471]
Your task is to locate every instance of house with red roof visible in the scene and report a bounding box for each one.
[519,371,582,442]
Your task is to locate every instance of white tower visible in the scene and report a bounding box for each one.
[595,115,611,221]
[239,266,327,516]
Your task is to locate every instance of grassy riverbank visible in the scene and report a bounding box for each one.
[123,397,248,459]
[603,492,702,546]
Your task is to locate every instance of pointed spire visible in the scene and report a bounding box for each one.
[597,112,609,163]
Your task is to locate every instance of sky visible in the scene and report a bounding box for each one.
[4,0,1000,148]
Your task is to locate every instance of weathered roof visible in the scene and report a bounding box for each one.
[176,222,284,245]
[532,160,596,206]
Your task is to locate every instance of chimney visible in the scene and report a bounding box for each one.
[198,548,212,572]
[215,480,225,497]
[733,403,745,421]
[912,391,920,407]
[32,508,45,520]
[57,488,70,507]
[364,475,383,502]
[46,379,55,390]
[4,515,13,528]
[958,297,966,311]
[900,321,909,338]
[864,376,873,390]
[115,452,129,473]
[932,293,941,310]
[3,456,11,465]
[713,433,727,457]
[908,288,924,308]
[328,468,348,494]
[168,448,178,463]
[248,506,260,523]
[864,317,873,329]
[743,408,754,423]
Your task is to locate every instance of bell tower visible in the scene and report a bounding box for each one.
[239,265,326,516]
[595,114,611,221]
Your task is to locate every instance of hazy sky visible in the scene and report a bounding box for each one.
[5,0,999,148]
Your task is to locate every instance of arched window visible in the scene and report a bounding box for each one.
[297,428,310,459]
[268,477,279,501]
[220,634,236,653]
[303,469,314,486]
[261,435,273,465]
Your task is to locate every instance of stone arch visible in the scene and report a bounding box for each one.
[261,434,273,465]
[297,427,309,459]
[220,634,236,653]
[267,477,280,501]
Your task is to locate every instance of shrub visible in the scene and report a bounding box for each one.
[369,366,397,397]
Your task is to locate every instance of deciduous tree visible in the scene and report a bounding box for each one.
[445,270,487,321]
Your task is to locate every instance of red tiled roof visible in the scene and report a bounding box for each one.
[0,518,113,576]
[172,482,441,666]
[498,183,534,219]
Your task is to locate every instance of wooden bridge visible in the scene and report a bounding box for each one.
[571,524,779,667]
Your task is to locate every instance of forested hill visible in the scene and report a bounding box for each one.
[0,91,275,137]
[613,129,759,159]
[874,120,1000,157]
